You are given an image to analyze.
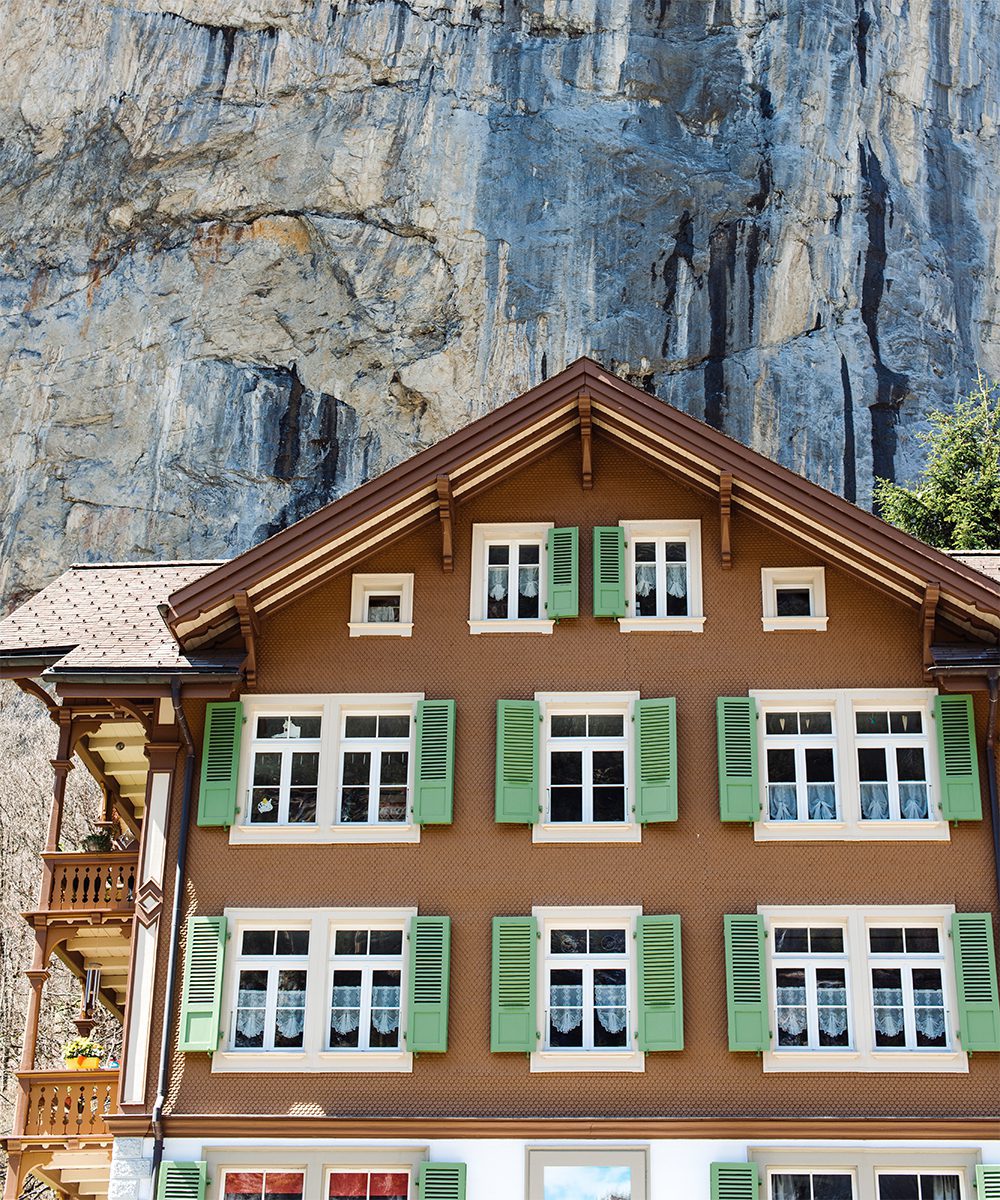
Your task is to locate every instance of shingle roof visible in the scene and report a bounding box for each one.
[0,561,243,674]
[950,552,1000,583]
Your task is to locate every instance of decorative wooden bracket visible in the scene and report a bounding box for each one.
[921,582,940,671]
[577,394,593,490]
[234,590,260,689]
[436,476,456,573]
[719,473,734,569]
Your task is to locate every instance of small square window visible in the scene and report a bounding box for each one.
[761,568,828,631]
[349,574,414,637]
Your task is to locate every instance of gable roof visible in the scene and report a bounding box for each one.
[166,357,1000,647]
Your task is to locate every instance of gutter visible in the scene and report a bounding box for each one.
[150,678,197,1188]
[987,672,1000,913]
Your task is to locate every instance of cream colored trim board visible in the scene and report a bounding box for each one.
[749,1145,979,1200]
[205,1145,427,1200]
[526,1146,649,1200]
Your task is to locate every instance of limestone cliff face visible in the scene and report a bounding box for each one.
[2,0,998,604]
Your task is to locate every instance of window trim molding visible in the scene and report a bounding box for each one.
[348,572,415,637]
[759,903,968,1074]
[525,1145,649,1200]
[530,904,644,1073]
[761,566,829,631]
[469,521,554,634]
[207,1145,429,1200]
[213,906,417,1074]
[618,519,705,633]
[751,688,948,842]
[748,1144,979,1200]
[230,694,424,845]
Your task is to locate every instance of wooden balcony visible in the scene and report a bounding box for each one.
[41,851,137,916]
[15,1069,118,1144]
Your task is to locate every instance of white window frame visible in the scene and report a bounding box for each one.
[348,573,414,637]
[618,519,705,633]
[761,566,828,631]
[531,905,644,1074]
[867,922,951,1054]
[760,904,967,1074]
[469,522,554,634]
[231,694,424,846]
[770,921,852,1054]
[336,705,415,828]
[214,907,416,1074]
[748,1146,979,1200]
[328,921,407,1055]
[243,708,324,829]
[206,1148,428,1200]
[228,923,312,1055]
[525,1146,649,1200]
[533,692,641,844]
[752,689,948,842]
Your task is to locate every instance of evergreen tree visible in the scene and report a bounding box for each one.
[874,375,1000,550]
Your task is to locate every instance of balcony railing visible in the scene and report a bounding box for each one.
[16,1069,118,1141]
[40,851,138,915]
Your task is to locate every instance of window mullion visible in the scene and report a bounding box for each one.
[807,963,819,1048]
[360,965,373,1052]
[506,546,517,620]
[367,738,380,823]
[887,739,902,819]
[655,542,667,618]
[584,963,594,1050]
[265,966,279,1052]
[279,745,293,823]
[583,746,594,823]
[796,743,808,821]
[902,963,916,1049]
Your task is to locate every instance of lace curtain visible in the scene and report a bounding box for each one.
[488,568,539,600]
[776,986,848,1037]
[769,785,837,821]
[873,989,945,1039]
[899,782,928,819]
[549,984,626,1034]
[862,782,929,820]
[369,605,397,623]
[236,987,307,1040]
[634,563,686,599]
[769,784,796,821]
[330,986,400,1035]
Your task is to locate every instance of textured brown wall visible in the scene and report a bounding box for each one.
[154,437,999,1120]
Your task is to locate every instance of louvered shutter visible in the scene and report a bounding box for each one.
[546,527,579,620]
[951,912,1000,1052]
[724,914,770,1052]
[178,916,227,1052]
[976,1166,1000,1199]
[710,1163,758,1200]
[637,915,683,1051]
[495,700,540,823]
[491,916,537,1052]
[197,701,243,826]
[406,916,451,1053]
[593,526,626,617]
[717,697,760,822]
[634,698,678,822]
[935,694,982,820]
[414,700,456,824]
[417,1163,466,1200]
[156,1162,207,1200]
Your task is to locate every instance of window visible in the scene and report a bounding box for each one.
[223,1172,305,1200]
[247,713,322,826]
[752,690,946,842]
[349,574,414,637]
[232,928,309,1051]
[619,520,705,632]
[769,1175,854,1200]
[876,1175,961,1200]
[760,905,966,1073]
[749,1148,977,1200]
[761,567,828,631]
[330,927,404,1052]
[526,1147,648,1200]
[338,712,411,825]
[328,1173,408,1200]
[469,522,553,633]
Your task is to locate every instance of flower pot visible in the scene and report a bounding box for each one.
[65,1055,101,1070]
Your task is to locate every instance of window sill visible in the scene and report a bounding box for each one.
[229,823,421,845]
[530,1049,645,1074]
[533,822,642,844]
[212,1050,414,1074]
[348,622,414,638]
[617,616,706,633]
[763,1048,967,1074]
[761,616,829,631]
[754,819,950,843]
[468,619,554,635]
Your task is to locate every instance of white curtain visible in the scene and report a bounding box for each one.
[665,563,687,598]
[275,1004,305,1037]
[775,987,848,1038]
[928,1177,961,1200]
[899,782,928,819]
[861,782,890,819]
[873,989,945,1039]
[330,985,400,1035]
[635,563,656,598]
[549,985,583,1033]
[769,785,797,821]
[770,1177,806,1200]
[370,605,396,623]
[518,568,539,598]
[235,1007,265,1039]
[594,983,627,1034]
[776,987,807,1036]
[807,784,836,821]
[488,567,508,601]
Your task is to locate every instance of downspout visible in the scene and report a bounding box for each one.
[987,671,1000,914]
[150,679,196,1186]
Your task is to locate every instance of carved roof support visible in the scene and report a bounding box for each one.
[922,582,941,671]
[719,472,734,569]
[235,590,260,689]
[578,393,593,490]
[436,476,455,574]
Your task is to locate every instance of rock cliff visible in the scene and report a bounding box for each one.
[3,0,999,604]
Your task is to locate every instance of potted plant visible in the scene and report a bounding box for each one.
[62,1036,105,1070]
[80,829,114,853]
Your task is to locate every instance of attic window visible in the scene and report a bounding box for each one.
[762,568,828,631]
[349,574,414,638]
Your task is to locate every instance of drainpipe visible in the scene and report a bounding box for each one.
[150,679,196,1188]
[987,672,1000,914]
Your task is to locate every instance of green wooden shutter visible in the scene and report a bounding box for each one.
[491,916,537,1052]
[634,698,678,822]
[593,526,626,617]
[417,1163,466,1200]
[178,915,227,1053]
[495,700,540,823]
[197,701,243,826]
[406,916,451,1053]
[546,527,579,620]
[414,700,456,825]
[724,914,770,1052]
[976,1166,1000,1199]
[935,694,982,820]
[717,697,760,822]
[156,1162,207,1200]
[951,912,1000,1052]
[637,914,683,1051]
[710,1163,758,1200]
